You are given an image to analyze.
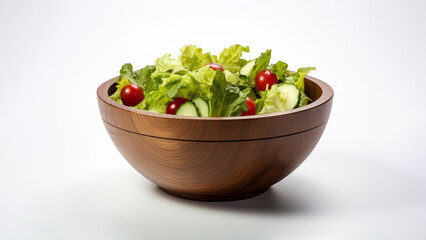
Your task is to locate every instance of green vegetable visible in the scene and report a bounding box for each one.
[110,45,315,117]
[245,50,272,87]
[258,83,300,114]
[269,61,288,80]
[298,91,312,107]
[193,98,209,117]
[224,70,239,84]
[285,67,315,92]
[176,102,199,117]
[254,87,268,114]
[240,60,255,77]
[118,63,135,82]
[189,65,216,99]
[135,85,171,113]
[209,70,249,117]
[110,78,131,104]
[155,54,181,73]
[217,44,249,73]
[179,45,210,71]
[134,65,157,92]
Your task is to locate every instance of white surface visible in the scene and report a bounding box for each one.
[1,0,426,239]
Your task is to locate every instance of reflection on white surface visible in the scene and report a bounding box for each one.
[2,151,425,239]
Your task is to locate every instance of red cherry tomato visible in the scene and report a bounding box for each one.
[255,69,278,91]
[121,84,144,106]
[166,97,189,114]
[241,97,256,116]
[206,63,224,71]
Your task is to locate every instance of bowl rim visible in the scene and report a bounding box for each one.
[97,73,333,121]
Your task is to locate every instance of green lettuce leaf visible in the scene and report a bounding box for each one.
[118,63,134,81]
[155,54,181,73]
[258,83,296,114]
[217,44,250,73]
[254,87,268,114]
[110,78,131,104]
[179,45,210,71]
[297,91,312,107]
[134,65,157,91]
[206,52,218,64]
[269,61,288,80]
[161,73,201,100]
[189,65,216,99]
[245,50,272,88]
[224,70,240,84]
[135,84,171,114]
[210,70,249,117]
[285,67,315,92]
[175,73,202,99]
[161,74,183,98]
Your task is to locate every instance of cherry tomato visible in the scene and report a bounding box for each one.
[206,63,224,71]
[121,84,144,106]
[241,97,256,116]
[255,69,278,91]
[166,97,189,115]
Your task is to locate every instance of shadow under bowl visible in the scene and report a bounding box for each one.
[97,74,333,201]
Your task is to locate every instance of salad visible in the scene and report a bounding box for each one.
[110,45,315,117]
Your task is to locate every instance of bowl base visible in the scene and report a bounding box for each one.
[159,187,270,202]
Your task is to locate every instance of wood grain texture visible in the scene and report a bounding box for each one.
[97,74,333,201]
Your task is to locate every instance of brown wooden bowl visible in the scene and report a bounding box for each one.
[97,74,333,201]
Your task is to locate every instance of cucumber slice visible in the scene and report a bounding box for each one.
[176,102,199,117]
[240,60,255,76]
[277,83,300,110]
[193,98,209,117]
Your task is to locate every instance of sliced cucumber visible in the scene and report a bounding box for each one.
[193,98,209,117]
[176,102,199,117]
[240,60,255,76]
[277,83,300,110]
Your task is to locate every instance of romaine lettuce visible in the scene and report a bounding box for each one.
[269,61,288,80]
[285,67,315,92]
[210,70,249,117]
[110,45,315,116]
[189,65,216,99]
[110,78,130,104]
[217,44,249,73]
[245,50,272,87]
[155,54,181,73]
[179,45,210,71]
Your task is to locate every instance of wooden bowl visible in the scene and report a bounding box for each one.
[97,74,333,201]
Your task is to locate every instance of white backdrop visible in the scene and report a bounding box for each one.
[1,0,425,239]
